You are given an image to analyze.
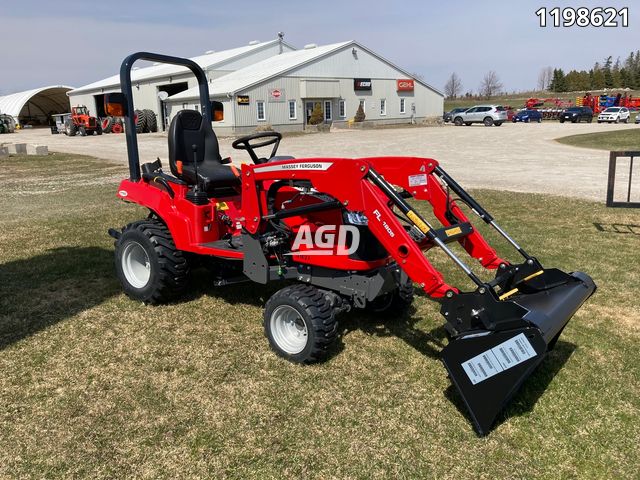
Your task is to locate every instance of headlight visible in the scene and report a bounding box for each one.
[344,211,368,225]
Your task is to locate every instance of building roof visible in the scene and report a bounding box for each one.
[169,40,444,101]
[0,85,74,118]
[69,39,295,95]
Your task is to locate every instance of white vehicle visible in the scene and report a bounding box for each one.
[452,105,508,127]
[597,107,630,124]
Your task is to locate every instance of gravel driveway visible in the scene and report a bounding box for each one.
[6,122,637,201]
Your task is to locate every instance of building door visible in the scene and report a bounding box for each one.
[305,101,316,125]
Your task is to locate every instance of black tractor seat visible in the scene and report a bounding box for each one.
[168,110,240,195]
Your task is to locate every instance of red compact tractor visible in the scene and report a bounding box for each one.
[107,53,596,435]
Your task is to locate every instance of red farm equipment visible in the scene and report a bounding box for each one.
[524,98,573,120]
[64,106,102,136]
[106,53,596,435]
[577,93,640,113]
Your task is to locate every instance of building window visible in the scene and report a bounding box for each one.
[324,100,332,121]
[400,98,406,114]
[339,100,346,118]
[380,99,387,116]
[257,101,266,121]
[288,100,297,120]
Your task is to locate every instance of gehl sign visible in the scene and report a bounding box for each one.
[354,78,372,91]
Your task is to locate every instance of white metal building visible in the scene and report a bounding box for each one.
[167,41,444,135]
[0,85,74,126]
[67,38,295,131]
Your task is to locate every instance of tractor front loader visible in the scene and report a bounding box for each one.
[107,52,596,435]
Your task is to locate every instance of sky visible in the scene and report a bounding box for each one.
[0,1,638,95]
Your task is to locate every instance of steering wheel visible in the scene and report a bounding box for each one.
[232,132,282,165]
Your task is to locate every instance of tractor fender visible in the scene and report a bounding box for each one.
[115,179,196,250]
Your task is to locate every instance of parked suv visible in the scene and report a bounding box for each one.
[453,105,508,126]
[443,107,469,123]
[559,106,593,123]
[597,107,630,124]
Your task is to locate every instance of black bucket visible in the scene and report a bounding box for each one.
[441,271,596,435]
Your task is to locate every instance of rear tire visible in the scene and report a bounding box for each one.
[114,219,189,304]
[494,121,503,126]
[65,121,77,136]
[143,109,158,132]
[483,117,493,126]
[134,109,146,133]
[102,116,113,133]
[264,284,338,364]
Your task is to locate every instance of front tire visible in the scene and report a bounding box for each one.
[114,219,189,304]
[483,117,493,126]
[264,285,338,364]
[453,117,463,126]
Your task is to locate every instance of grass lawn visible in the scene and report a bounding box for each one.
[1,153,639,478]
[556,128,640,151]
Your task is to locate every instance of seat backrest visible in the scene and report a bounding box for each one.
[168,109,222,179]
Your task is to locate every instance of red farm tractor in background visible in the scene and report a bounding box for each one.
[64,106,102,136]
[106,52,596,435]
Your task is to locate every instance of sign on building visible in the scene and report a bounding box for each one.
[268,88,286,102]
[354,78,372,91]
[237,95,250,105]
[396,79,415,92]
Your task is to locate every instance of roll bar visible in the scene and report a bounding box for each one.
[118,52,212,181]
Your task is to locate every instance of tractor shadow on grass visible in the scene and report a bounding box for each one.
[0,246,120,350]
[340,304,445,361]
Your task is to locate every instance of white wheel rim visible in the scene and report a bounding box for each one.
[121,241,151,289]
[270,305,308,354]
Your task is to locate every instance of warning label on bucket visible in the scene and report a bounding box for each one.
[461,333,537,385]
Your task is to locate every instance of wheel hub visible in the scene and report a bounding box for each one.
[270,305,308,354]
[121,241,151,289]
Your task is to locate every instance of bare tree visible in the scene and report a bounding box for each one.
[479,71,503,98]
[444,72,463,98]
[537,66,553,91]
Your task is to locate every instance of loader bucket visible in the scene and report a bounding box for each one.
[441,271,596,435]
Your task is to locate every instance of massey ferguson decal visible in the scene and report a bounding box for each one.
[253,162,334,173]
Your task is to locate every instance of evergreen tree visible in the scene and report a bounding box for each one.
[354,102,366,122]
[550,68,567,92]
[309,102,324,125]
[612,57,622,87]
[603,56,614,87]
[591,65,606,89]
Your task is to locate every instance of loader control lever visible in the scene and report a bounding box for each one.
[232,132,282,164]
